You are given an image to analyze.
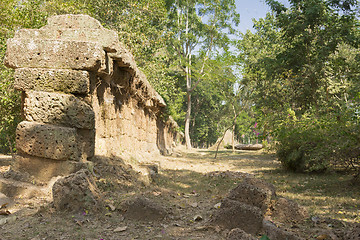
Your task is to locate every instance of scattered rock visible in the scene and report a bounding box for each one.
[107,203,116,211]
[242,177,277,197]
[0,192,13,208]
[113,226,127,232]
[0,215,16,225]
[189,202,198,208]
[271,197,308,223]
[2,169,33,183]
[121,196,167,221]
[214,202,221,209]
[263,220,303,240]
[52,169,101,212]
[211,198,263,235]
[227,180,273,214]
[227,228,257,240]
[193,215,203,221]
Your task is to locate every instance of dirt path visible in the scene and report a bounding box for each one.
[0,149,359,239]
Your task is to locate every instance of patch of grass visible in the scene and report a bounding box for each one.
[167,149,360,223]
[154,169,238,198]
[258,169,360,223]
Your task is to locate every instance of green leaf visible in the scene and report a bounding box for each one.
[260,234,271,240]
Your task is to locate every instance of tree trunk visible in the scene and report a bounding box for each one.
[185,92,192,149]
[184,4,192,149]
[232,123,235,153]
[232,106,236,153]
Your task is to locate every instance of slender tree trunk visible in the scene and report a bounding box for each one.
[185,92,192,149]
[184,3,192,149]
[232,106,236,152]
[232,124,235,153]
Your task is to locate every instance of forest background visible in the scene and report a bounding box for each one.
[0,0,359,175]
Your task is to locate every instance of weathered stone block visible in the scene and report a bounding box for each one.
[52,169,101,212]
[15,28,119,52]
[227,228,257,240]
[262,220,303,240]
[44,14,103,30]
[4,39,104,70]
[16,121,79,160]
[211,199,263,235]
[227,180,273,214]
[24,91,95,129]
[14,68,90,94]
[271,197,309,223]
[12,154,82,183]
[76,129,95,160]
[121,196,168,221]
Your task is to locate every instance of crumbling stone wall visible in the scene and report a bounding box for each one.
[4,14,178,182]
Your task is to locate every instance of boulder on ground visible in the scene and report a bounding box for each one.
[211,198,263,235]
[227,228,257,240]
[243,177,277,197]
[263,220,303,240]
[271,197,309,223]
[121,195,168,221]
[52,169,101,212]
[227,179,274,214]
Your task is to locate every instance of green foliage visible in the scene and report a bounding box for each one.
[189,54,241,147]
[275,109,360,172]
[0,0,49,154]
[239,0,360,173]
[165,0,240,148]
[260,235,271,240]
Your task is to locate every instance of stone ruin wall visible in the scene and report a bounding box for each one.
[4,14,178,183]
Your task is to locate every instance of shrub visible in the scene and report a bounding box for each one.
[275,112,360,173]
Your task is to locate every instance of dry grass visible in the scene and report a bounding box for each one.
[157,148,360,224]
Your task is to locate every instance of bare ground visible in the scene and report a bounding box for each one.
[0,148,359,240]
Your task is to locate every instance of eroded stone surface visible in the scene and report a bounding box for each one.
[121,196,168,221]
[227,228,257,240]
[227,180,273,213]
[15,28,119,52]
[52,169,101,212]
[16,121,78,161]
[271,197,309,223]
[4,39,104,70]
[24,91,95,129]
[243,177,277,197]
[12,154,81,183]
[263,220,303,240]
[14,68,90,94]
[45,14,103,30]
[211,198,263,235]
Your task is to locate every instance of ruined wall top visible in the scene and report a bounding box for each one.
[4,14,166,109]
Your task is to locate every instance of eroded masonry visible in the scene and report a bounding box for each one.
[4,14,178,182]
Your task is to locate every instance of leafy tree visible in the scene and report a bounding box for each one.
[165,0,240,148]
[0,0,49,153]
[265,0,359,112]
[238,0,360,172]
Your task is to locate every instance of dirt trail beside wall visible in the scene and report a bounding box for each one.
[0,149,359,239]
